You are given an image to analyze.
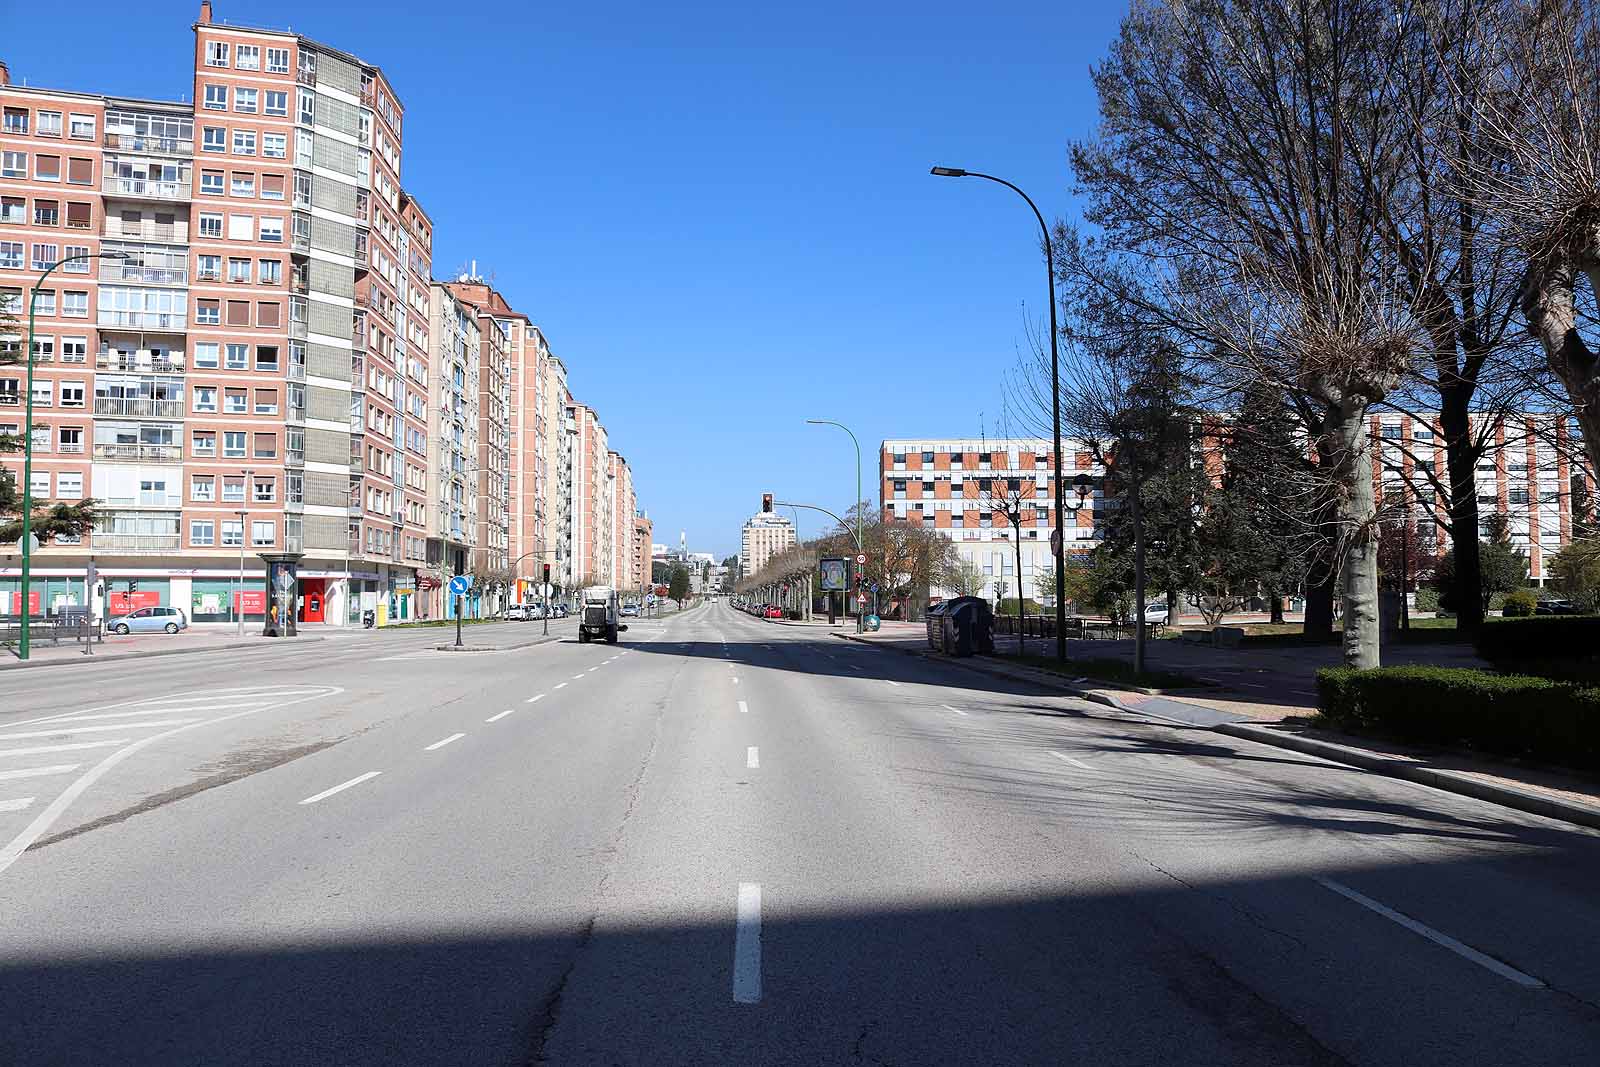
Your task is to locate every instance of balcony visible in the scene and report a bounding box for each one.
[288,319,308,340]
[97,351,185,373]
[297,68,316,88]
[286,448,305,468]
[97,311,186,332]
[102,218,189,243]
[290,271,309,295]
[102,176,189,202]
[93,397,184,418]
[104,133,193,156]
[91,533,181,553]
[93,442,182,463]
[100,261,187,287]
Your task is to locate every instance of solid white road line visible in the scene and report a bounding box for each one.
[50,702,265,723]
[487,709,517,723]
[1050,750,1093,770]
[885,680,901,687]
[941,704,969,717]
[0,739,134,759]
[299,772,382,806]
[554,682,568,690]
[425,733,465,751]
[733,882,763,1004]
[0,719,197,741]
[0,798,36,813]
[747,746,760,768]
[0,764,80,783]
[738,701,749,714]
[1314,877,1545,988]
[525,693,547,704]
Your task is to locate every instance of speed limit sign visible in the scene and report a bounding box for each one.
[856,553,866,564]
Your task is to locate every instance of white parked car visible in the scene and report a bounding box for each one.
[1142,602,1171,624]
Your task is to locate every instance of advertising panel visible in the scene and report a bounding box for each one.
[818,557,848,592]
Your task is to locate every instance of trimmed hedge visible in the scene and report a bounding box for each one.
[1473,616,1600,661]
[1316,665,1600,769]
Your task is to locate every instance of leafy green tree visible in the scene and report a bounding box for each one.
[667,563,691,606]
[1550,540,1600,613]
[0,304,97,544]
[1433,514,1528,613]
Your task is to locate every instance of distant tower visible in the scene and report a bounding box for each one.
[679,530,687,559]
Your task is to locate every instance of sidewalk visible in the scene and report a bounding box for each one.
[840,625,1600,832]
[0,628,324,670]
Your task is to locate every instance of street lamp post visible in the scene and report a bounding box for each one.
[237,467,254,638]
[929,167,1067,662]
[17,251,129,661]
[805,419,864,631]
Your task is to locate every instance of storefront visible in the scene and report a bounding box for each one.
[298,577,327,624]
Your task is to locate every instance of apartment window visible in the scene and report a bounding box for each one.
[220,520,244,547]
[196,299,220,325]
[31,288,55,315]
[37,111,62,137]
[293,172,312,207]
[256,301,280,327]
[59,381,84,406]
[227,214,252,240]
[258,217,283,243]
[235,88,258,114]
[230,172,255,197]
[220,477,246,503]
[232,130,256,156]
[1,152,25,178]
[257,259,281,285]
[31,379,53,405]
[264,90,288,117]
[33,201,58,226]
[223,431,246,458]
[205,40,230,67]
[199,212,223,238]
[266,48,290,74]
[193,386,218,413]
[1,108,26,134]
[255,388,279,415]
[226,300,250,326]
[251,520,275,547]
[236,45,261,71]
[62,291,87,317]
[254,476,276,502]
[253,433,277,459]
[192,475,215,502]
[1509,488,1530,505]
[66,157,92,185]
[61,244,88,270]
[225,343,248,369]
[202,126,226,153]
[256,345,279,371]
[262,133,286,159]
[35,154,59,181]
[298,89,315,125]
[192,430,216,457]
[259,174,285,201]
[193,342,220,368]
[200,170,224,195]
[223,388,247,414]
[30,336,54,361]
[57,471,82,498]
[31,241,60,270]
[188,518,217,548]
[65,202,90,229]
[0,197,21,223]
[68,114,94,140]
[228,257,251,282]
[196,254,221,281]
[204,84,228,111]
[60,336,86,363]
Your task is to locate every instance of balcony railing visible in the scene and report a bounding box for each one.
[102,176,189,201]
[96,351,185,373]
[57,440,85,455]
[100,261,187,287]
[286,448,305,467]
[101,218,188,243]
[93,442,182,462]
[297,69,316,88]
[288,320,308,339]
[93,396,184,418]
[291,232,310,254]
[91,533,181,553]
[104,133,193,156]
[97,311,186,331]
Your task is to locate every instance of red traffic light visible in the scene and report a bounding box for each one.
[761,493,773,513]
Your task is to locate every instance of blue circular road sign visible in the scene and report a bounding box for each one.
[448,575,470,597]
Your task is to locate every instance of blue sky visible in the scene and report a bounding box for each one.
[6,0,1128,557]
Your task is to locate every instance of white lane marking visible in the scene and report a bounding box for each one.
[1050,750,1093,770]
[0,764,79,783]
[554,682,568,690]
[747,746,760,768]
[0,798,36,813]
[425,733,465,752]
[487,709,517,723]
[572,674,586,680]
[941,704,969,717]
[885,680,901,688]
[49,702,266,723]
[299,771,382,806]
[738,701,749,715]
[587,667,601,673]
[733,882,762,1004]
[0,739,134,759]
[0,686,331,731]
[0,719,198,741]
[607,656,619,662]
[850,664,864,672]
[525,693,547,704]
[1314,878,1545,988]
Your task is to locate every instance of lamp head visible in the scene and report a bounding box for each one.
[930,166,968,177]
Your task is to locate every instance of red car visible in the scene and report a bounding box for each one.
[765,606,783,619]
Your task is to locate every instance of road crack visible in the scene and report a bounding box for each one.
[1130,849,1310,953]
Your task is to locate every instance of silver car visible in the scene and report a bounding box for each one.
[108,605,189,635]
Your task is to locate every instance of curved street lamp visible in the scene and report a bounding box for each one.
[929,166,1068,661]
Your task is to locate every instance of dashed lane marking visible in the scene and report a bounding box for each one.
[885,680,901,687]
[738,701,749,714]
[299,771,381,806]
[525,693,547,704]
[747,746,760,769]
[0,798,36,813]
[1049,750,1093,770]
[425,733,465,752]
[941,704,968,717]
[487,709,517,723]
[0,764,79,783]
[555,683,568,690]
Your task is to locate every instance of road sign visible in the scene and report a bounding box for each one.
[856,593,867,605]
[646,593,657,604]
[856,553,866,564]
[448,575,470,597]
[1050,528,1062,556]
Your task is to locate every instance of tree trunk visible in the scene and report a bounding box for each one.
[1523,258,1600,481]
[1267,587,1284,625]
[1132,487,1147,676]
[1014,526,1026,659]
[1438,380,1484,633]
[1329,402,1381,669]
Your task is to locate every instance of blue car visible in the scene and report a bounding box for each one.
[108,605,188,635]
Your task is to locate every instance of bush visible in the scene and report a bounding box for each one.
[1474,616,1600,662]
[995,597,1045,615]
[1316,665,1600,768]
[1412,586,1440,613]
[1501,589,1539,617]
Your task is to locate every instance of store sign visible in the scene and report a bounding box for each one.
[107,590,161,615]
[234,590,267,614]
[4,590,43,615]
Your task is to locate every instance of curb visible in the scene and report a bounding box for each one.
[434,634,563,653]
[837,631,1600,834]
[835,632,1164,698]
[0,635,328,671]
[1215,723,1600,833]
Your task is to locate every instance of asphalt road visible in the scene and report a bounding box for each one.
[0,601,1597,1065]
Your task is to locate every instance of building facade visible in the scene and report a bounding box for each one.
[424,281,478,618]
[740,507,796,579]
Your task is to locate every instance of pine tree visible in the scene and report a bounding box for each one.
[0,303,97,544]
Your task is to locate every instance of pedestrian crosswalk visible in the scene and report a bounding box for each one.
[0,684,339,877]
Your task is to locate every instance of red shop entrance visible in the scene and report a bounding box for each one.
[298,577,327,623]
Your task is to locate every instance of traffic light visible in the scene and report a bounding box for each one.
[761,493,773,513]
[127,579,138,595]
[542,562,551,583]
